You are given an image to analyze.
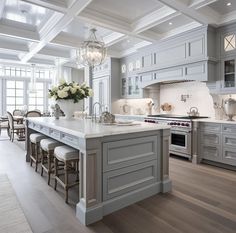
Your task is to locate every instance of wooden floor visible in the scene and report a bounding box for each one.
[0,132,236,233]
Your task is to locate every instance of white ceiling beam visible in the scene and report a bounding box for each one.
[132,6,180,34]
[21,0,92,63]
[20,0,67,13]
[189,0,218,9]
[0,0,6,20]
[103,32,127,47]
[158,0,215,25]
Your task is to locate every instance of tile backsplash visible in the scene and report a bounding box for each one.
[113,81,216,117]
[159,81,215,118]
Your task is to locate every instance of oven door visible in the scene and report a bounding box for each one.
[170,130,191,156]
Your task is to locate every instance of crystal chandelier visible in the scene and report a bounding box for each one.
[78,28,107,67]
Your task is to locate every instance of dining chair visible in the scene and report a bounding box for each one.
[13,109,23,116]
[25,110,42,117]
[6,112,25,142]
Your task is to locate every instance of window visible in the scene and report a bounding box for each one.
[6,80,24,113]
[0,65,53,115]
[224,34,236,52]
[28,82,44,112]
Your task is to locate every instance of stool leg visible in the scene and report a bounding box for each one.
[35,143,39,172]
[65,161,69,203]
[30,142,33,167]
[41,149,45,176]
[47,151,53,185]
[54,157,58,190]
[76,160,79,182]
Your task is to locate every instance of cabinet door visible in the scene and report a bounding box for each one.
[92,76,110,113]
[222,59,236,89]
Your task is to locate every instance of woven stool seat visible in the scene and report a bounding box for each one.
[30,133,47,143]
[40,138,61,151]
[54,146,79,161]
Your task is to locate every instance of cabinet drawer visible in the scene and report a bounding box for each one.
[223,134,236,148]
[200,145,221,162]
[103,160,157,201]
[200,123,221,132]
[49,129,60,140]
[103,136,158,172]
[223,148,236,166]
[61,133,79,147]
[222,124,236,134]
[200,132,220,145]
[40,125,49,135]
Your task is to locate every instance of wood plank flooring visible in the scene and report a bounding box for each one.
[0,174,32,233]
[0,132,236,233]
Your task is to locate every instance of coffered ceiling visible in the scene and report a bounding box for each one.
[0,0,235,67]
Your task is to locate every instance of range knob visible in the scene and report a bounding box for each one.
[186,123,190,127]
[177,122,181,126]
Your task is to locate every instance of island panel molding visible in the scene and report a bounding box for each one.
[25,117,171,225]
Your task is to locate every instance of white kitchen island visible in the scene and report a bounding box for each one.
[25,117,171,225]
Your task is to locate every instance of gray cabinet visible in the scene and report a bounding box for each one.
[199,123,221,162]
[92,58,120,113]
[102,135,159,201]
[198,122,236,166]
[120,55,143,99]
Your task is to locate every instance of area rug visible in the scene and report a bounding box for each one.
[0,174,32,233]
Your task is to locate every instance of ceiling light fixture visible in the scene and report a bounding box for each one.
[77,28,107,67]
[169,22,173,25]
[227,2,232,6]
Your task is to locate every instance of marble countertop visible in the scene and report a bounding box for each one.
[115,114,147,118]
[193,118,236,124]
[27,117,170,139]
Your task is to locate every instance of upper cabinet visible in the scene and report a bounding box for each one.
[92,58,120,112]
[138,26,216,74]
[217,24,236,94]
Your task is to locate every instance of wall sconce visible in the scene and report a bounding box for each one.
[181,94,190,102]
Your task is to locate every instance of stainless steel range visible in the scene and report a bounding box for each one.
[144,114,207,159]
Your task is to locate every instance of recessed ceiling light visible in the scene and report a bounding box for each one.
[169,22,173,25]
[227,2,232,6]
[127,39,130,43]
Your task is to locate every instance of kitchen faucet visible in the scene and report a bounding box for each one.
[92,102,102,122]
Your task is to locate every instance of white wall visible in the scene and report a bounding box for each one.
[159,81,215,117]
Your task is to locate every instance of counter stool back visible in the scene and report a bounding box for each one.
[54,145,80,203]
[30,133,47,172]
[40,138,62,185]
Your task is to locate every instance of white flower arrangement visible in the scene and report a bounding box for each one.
[49,79,93,103]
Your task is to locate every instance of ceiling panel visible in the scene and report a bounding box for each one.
[108,37,144,52]
[63,19,112,40]
[3,0,53,26]
[87,0,164,22]
[208,0,236,15]
[151,14,194,34]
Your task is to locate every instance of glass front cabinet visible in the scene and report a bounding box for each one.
[222,58,236,89]
[121,76,142,98]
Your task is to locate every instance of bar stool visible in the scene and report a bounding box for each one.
[54,145,80,203]
[30,133,47,172]
[40,138,62,185]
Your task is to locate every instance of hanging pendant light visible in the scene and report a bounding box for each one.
[29,64,37,93]
[78,28,107,67]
